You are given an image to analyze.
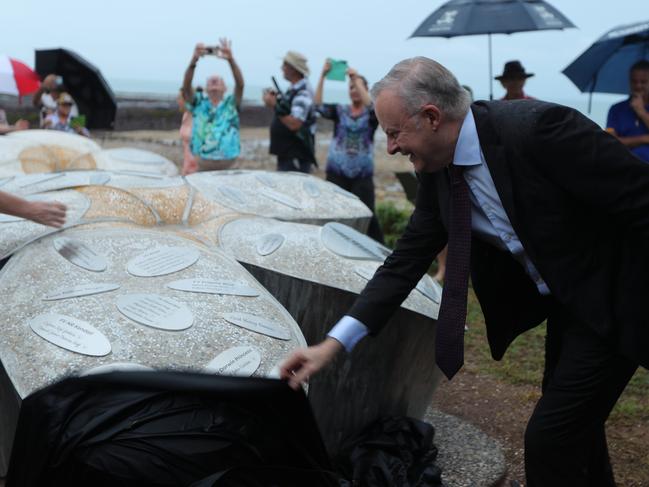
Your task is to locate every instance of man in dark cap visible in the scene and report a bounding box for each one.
[495,60,535,100]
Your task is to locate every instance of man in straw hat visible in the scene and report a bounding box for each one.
[263,51,317,173]
[495,60,535,101]
[281,56,648,486]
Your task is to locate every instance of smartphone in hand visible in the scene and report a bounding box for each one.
[204,46,221,56]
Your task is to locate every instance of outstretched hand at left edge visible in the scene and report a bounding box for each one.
[280,337,343,390]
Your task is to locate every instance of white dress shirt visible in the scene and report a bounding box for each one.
[328,109,551,352]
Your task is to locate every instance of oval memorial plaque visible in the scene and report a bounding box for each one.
[303,181,321,198]
[256,233,285,256]
[332,186,359,199]
[205,346,261,377]
[111,170,165,179]
[354,266,377,281]
[43,282,120,301]
[15,173,65,188]
[108,148,167,165]
[167,278,260,297]
[321,222,391,261]
[416,276,442,304]
[53,237,108,272]
[29,313,111,357]
[82,362,153,375]
[127,246,200,277]
[117,294,194,331]
[222,312,291,340]
[259,187,303,210]
[255,173,276,188]
[218,186,246,205]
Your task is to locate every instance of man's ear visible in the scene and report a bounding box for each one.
[421,104,441,131]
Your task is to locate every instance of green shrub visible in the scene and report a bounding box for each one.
[376,201,411,249]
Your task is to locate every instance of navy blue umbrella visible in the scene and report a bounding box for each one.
[563,20,649,110]
[411,0,576,99]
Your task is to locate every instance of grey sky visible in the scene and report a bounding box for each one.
[2,0,642,108]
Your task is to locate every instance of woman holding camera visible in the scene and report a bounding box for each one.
[315,61,384,243]
[181,38,244,171]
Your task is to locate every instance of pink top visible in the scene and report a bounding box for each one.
[180,111,198,175]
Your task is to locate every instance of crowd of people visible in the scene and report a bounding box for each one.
[0,72,89,137]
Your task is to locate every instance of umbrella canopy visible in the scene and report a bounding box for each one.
[411,0,576,99]
[35,48,116,130]
[563,20,649,95]
[0,55,40,97]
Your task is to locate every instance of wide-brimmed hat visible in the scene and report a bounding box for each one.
[494,61,534,80]
[283,51,309,76]
[57,92,74,105]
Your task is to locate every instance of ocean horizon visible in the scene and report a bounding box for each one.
[109,77,623,129]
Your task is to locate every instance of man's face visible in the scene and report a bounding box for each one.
[206,76,226,98]
[500,76,526,94]
[375,90,445,173]
[630,69,649,98]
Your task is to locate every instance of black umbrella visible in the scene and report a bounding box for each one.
[411,0,576,99]
[35,48,117,129]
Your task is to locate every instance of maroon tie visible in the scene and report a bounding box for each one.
[435,164,472,380]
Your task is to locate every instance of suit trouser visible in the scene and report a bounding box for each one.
[524,301,638,487]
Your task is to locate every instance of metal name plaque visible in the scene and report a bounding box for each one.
[82,362,153,376]
[255,173,276,188]
[321,222,391,261]
[303,181,321,198]
[53,237,108,272]
[256,233,285,256]
[15,173,64,188]
[116,294,194,331]
[111,170,165,179]
[109,148,167,165]
[0,213,24,223]
[354,266,377,281]
[167,278,260,297]
[222,312,291,340]
[218,186,246,205]
[29,313,112,357]
[259,188,303,210]
[43,282,120,301]
[127,246,200,277]
[205,346,261,377]
[416,276,442,304]
[332,186,359,199]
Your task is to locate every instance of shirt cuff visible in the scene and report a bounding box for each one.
[327,315,369,353]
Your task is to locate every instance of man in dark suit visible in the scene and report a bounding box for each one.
[280,57,648,486]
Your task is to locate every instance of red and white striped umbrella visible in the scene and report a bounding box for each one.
[0,54,40,96]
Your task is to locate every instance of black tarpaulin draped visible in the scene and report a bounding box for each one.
[337,417,443,487]
[6,371,338,487]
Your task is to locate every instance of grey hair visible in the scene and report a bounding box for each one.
[370,57,471,120]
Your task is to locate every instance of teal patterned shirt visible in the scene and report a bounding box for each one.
[190,92,240,160]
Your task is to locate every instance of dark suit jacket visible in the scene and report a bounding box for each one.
[348,100,649,369]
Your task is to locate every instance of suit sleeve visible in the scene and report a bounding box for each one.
[347,174,448,335]
[533,105,649,237]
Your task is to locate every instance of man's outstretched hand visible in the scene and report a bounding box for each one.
[280,337,343,390]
